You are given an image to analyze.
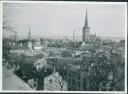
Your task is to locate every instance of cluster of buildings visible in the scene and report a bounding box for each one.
[3,10,125,91]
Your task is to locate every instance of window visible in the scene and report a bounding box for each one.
[69,78,70,84]
[78,76,80,80]
[72,79,75,85]
[78,81,80,88]
[49,79,52,83]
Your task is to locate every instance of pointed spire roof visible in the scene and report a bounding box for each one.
[84,9,89,29]
[28,27,31,40]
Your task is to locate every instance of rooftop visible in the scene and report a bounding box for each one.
[68,65,81,72]
[2,66,33,91]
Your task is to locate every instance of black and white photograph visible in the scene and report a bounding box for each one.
[1,1,127,93]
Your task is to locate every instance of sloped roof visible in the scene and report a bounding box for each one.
[2,66,33,91]
[81,42,86,47]
[44,72,67,91]
[81,42,90,50]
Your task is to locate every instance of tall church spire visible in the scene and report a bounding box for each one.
[84,9,89,29]
[82,9,90,43]
[27,27,32,49]
[28,27,31,40]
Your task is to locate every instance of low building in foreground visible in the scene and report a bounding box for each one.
[44,71,67,91]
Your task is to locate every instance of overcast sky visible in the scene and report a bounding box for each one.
[3,2,126,38]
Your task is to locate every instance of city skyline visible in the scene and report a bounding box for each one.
[3,3,126,38]
[2,2,126,92]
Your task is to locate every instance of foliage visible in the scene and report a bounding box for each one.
[82,53,124,91]
[61,50,72,58]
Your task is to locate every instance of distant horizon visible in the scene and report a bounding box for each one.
[3,30,126,39]
[18,34,125,38]
[3,33,125,39]
[11,35,124,42]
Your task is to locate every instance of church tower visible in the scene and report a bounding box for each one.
[82,10,90,43]
[28,27,31,40]
[27,27,32,50]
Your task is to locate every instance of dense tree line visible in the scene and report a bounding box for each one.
[82,53,124,91]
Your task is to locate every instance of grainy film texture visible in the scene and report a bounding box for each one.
[2,2,126,91]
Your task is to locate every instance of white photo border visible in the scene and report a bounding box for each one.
[0,1,127,93]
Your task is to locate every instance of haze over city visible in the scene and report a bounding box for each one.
[3,2,126,38]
